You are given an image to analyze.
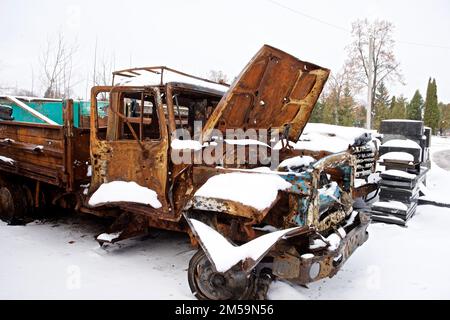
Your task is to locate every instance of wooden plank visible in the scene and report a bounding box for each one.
[0,122,62,139]
[0,119,61,130]
[5,95,59,126]
[0,133,64,150]
[0,161,63,186]
[0,146,65,174]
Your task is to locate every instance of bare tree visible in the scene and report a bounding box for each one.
[94,54,115,87]
[12,88,35,97]
[40,32,78,98]
[207,70,229,84]
[0,60,6,92]
[347,19,404,128]
[92,52,115,100]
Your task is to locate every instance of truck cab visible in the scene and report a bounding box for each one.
[87,67,228,230]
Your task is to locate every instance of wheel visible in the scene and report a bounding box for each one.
[0,177,28,224]
[188,249,256,300]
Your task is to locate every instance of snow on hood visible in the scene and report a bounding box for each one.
[271,124,378,153]
[88,181,162,208]
[194,172,291,211]
[189,219,300,272]
[296,132,351,153]
[295,123,378,153]
[303,123,378,142]
[278,156,315,170]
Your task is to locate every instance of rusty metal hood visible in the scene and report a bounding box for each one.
[202,45,330,142]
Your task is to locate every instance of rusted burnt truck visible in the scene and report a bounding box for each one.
[0,45,373,300]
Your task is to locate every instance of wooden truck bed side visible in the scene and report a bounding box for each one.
[0,100,90,191]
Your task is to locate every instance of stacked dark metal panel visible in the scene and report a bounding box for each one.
[369,169,427,226]
[368,120,430,226]
[379,120,431,167]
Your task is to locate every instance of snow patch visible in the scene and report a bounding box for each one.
[309,238,328,250]
[318,181,339,199]
[0,155,15,165]
[368,172,382,183]
[382,139,421,149]
[301,253,314,259]
[88,181,162,208]
[380,152,414,162]
[80,183,90,195]
[382,169,417,180]
[171,139,203,151]
[224,139,270,148]
[354,179,367,188]
[294,123,378,153]
[278,156,315,170]
[296,132,350,153]
[373,201,408,211]
[327,233,341,251]
[253,225,280,233]
[194,172,291,210]
[97,232,122,242]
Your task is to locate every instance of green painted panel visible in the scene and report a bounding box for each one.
[0,99,108,128]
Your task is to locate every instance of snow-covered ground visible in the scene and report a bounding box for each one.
[1,133,450,300]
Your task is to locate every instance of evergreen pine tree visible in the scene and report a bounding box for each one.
[338,86,353,126]
[373,82,390,129]
[390,95,407,119]
[389,96,396,118]
[407,90,424,120]
[424,78,440,134]
[439,103,450,135]
[321,97,335,124]
[310,101,324,123]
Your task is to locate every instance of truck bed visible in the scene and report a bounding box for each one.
[0,100,90,191]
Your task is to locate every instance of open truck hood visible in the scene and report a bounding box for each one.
[202,45,330,142]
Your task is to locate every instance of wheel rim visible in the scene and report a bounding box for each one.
[191,251,254,300]
[0,186,15,221]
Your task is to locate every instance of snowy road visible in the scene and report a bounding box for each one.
[1,136,450,300]
[433,149,450,171]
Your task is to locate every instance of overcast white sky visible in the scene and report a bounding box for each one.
[1,0,449,102]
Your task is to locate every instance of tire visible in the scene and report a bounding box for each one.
[0,176,29,224]
[188,249,256,300]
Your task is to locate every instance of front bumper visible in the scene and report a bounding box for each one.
[272,212,370,285]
